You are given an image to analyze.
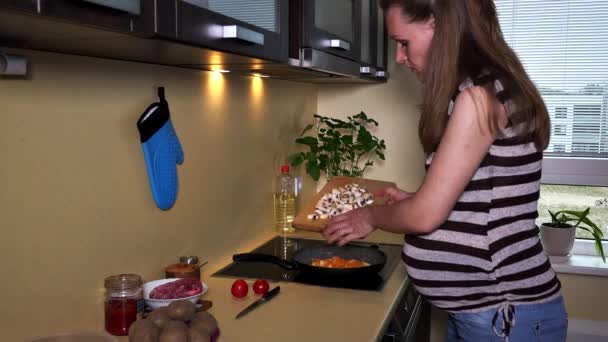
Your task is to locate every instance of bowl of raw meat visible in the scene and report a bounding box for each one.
[143,278,208,309]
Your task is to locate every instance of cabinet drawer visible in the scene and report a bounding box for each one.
[394,282,420,329]
[158,0,289,63]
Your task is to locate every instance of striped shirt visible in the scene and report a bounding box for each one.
[403,74,561,313]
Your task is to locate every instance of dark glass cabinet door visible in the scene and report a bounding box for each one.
[359,0,388,79]
[0,0,38,13]
[39,0,154,35]
[360,0,372,65]
[301,0,361,61]
[157,0,289,63]
[374,3,387,70]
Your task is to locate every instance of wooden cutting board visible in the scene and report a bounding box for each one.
[292,176,397,232]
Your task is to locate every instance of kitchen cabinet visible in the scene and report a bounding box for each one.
[374,3,388,71]
[360,0,373,66]
[382,281,431,342]
[289,0,388,81]
[0,0,38,13]
[297,0,362,62]
[38,0,154,35]
[0,0,382,82]
[156,0,289,63]
[359,0,388,80]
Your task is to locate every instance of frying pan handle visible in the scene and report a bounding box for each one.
[233,253,297,270]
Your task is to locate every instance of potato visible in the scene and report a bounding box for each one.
[167,300,197,321]
[159,320,188,342]
[190,311,218,336]
[147,307,171,328]
[189,324,211,342]
[163,320,188,331]
[128,319,159,342]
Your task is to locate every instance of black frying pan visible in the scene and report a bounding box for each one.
[233,244,387,278]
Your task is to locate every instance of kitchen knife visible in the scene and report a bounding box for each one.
[235,286,281,319]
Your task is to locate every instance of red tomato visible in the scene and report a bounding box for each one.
[253,279,270,295]
[231,279,248,298]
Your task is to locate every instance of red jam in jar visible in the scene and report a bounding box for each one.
[104,274,143,336]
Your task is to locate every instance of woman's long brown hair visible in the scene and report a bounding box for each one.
[380,0,550,153]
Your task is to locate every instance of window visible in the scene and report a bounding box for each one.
[553,144,566,153]
[495,0,608,159]
[555,107,568,119]
[495,0,608,245]
[553,124,567,136]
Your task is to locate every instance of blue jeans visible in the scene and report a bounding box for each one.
[447,296,568,342]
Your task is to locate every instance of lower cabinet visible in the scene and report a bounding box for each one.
[382,281,431,342]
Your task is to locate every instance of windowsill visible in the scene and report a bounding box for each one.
[549,254,608,277]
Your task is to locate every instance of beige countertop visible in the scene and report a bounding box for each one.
[121,230,408,342]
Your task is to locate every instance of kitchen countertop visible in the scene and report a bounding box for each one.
[120,230,408,342]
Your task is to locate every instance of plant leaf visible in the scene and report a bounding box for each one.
[318,154,329,171]
[340,135,353,145]
[594,234,606,262]
[299,124,314,136]
[295,136,318,148]
[288,153,305,167]
[548,209,557,223]
[353,111,368,120]
[305,160,320,181]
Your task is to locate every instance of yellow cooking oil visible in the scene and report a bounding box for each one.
[273,192,296,234]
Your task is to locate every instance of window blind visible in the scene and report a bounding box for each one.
[495,0,608,157]
[207,0,277,32]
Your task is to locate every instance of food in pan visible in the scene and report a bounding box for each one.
[311,256,370,268]
[307,183,374,220]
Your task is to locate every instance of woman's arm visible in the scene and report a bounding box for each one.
[324,86,507,245]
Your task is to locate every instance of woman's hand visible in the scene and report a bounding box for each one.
[323,186,414,246]
[323,206,376,246]
[374,187,415,204]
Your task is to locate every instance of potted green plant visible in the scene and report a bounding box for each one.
[288,112,386,181]
[539,207,605,262]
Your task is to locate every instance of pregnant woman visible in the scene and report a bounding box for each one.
[323,1,568,341]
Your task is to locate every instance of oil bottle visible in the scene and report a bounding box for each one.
[273,165,296,234]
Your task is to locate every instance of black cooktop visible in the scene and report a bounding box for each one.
[212,236,403,291]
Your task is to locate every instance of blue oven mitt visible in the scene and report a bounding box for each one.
[137,87,184,210]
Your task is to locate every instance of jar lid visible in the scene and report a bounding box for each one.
[179,256,199,265]
[104,274,143,290]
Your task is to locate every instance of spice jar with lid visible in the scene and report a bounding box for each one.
[165,256,201,279]
[104,274,143,336]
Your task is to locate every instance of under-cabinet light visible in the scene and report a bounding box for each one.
[0,52,27,76]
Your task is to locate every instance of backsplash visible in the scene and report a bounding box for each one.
[0,48,317,340]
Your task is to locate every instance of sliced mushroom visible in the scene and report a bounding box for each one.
[309,183,374,220]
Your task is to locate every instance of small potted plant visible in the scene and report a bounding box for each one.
[288,112,386,181]
[539,207,605,262]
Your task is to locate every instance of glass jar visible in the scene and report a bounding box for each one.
[165,256,201,279]
[104,274,143,336]
[179,255,199,266]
